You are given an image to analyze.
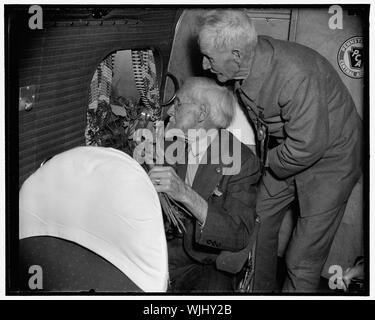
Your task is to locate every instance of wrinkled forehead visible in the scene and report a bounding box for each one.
[199,34,232,56]
[198,30,215,50]
[176,86,194,103]
[198,24,217,40]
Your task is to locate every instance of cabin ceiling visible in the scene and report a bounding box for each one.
[44,7,177,21]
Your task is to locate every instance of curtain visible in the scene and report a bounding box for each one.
[85,54,115,146]
[131,50,161,121]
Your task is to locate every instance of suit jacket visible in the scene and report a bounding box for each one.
[236,36,362,216]
[165,130,260,272]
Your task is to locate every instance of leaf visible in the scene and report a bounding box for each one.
[111,104,127,117]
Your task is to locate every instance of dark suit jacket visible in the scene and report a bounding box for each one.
[165,130,260,273]
[236,36,362,216]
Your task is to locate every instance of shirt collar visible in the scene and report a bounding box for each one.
[188,129,218,158]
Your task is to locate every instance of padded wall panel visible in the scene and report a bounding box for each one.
[12,7,180,185]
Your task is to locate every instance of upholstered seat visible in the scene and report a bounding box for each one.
[19,236,142,292]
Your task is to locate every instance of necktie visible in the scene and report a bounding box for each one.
[185,144,200,187]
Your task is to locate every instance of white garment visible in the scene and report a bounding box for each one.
[185,129,218,186]
[226,102,256,146]
[19,146,168,292]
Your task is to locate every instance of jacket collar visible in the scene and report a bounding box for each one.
[235,36,274,101]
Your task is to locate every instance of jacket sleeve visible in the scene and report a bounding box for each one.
[194,152,260,252]
[268,73,329,179]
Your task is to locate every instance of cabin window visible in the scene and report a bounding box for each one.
[85,49,162,155]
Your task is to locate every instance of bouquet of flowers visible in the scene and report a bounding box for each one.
[86,96,190,233]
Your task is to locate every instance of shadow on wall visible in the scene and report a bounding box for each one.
[186,30,214,79]
[166,9,215,96]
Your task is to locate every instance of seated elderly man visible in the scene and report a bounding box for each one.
[148,77,260,292]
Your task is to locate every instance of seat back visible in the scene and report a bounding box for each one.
[19,236,142,292]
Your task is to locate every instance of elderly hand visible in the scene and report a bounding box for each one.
[148,166,188,202]
[148,166,208,225]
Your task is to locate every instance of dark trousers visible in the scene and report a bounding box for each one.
[253,177,348,293]
[167,237,234,293]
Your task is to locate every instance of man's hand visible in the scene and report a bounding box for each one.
[148,166,188,202]
[148,166,208,225]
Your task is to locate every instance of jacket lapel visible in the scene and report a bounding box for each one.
[174,142,188,180]
[191,133,223,201]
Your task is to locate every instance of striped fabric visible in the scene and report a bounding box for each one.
[85,54,115,145]
[131,50,161,121]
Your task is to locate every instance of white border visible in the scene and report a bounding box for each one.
[1,0,373,300]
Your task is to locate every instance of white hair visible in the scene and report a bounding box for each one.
[198,9,258,52]
[178,77,235,128]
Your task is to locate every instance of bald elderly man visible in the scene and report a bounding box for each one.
[148,77,260,292]
[197,10,362,292]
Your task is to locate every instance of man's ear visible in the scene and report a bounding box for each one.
[197,104,209,123]
[232,49,242,65]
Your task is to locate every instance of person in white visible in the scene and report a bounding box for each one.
[19,146,168,292]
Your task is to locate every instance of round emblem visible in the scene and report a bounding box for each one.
[337,36,364,79]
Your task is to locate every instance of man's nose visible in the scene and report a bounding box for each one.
[202,56,210,70]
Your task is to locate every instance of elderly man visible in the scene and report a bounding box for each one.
[197,10,362,292]
[148,77,260,292]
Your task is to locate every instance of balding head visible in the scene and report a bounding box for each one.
[198,9,257,53]
[168,77,236,132]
